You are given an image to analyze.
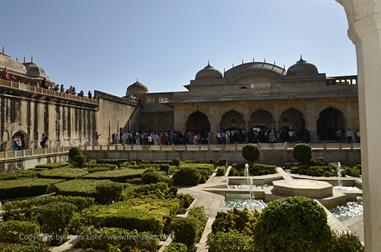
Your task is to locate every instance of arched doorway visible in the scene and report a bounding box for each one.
[249,109,275,130]
[186,111,211,144]
[317,107,346,141]
[12,130,29,150]
[279,108,306,142]
[186,111,210,133]
[219,110,245,130]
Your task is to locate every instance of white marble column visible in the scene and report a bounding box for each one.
[338,1,381,251]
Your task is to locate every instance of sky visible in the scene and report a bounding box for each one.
[1,0,355,95]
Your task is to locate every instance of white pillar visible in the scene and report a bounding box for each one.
[338,1,381,251]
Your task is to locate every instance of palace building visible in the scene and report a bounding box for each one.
[0,48,358,149]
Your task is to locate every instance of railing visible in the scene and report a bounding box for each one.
[85,142,361,152]
[0,146,71,161]
[0,79,98,105]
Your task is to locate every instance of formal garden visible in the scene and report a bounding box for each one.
[0,144,364,251]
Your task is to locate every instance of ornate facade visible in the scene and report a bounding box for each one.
[127,57,358,143]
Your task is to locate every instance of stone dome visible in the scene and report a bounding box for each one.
[0,53,27,75]
[23,62,48,78]
[195,63,223,80]
[287,57,319,77]
[126,80,148,96]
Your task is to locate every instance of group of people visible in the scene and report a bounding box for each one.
[110,127,314,145]
[11,136,23,150]
[318,128,360,143]
[1,68,93,99]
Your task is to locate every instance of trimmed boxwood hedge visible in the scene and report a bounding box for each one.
[3,195,95,221]
[207,231,255,252]
[83,168,146,182]
[0,169,42,180]
[293,144,312,164]
[0,178,63,200]
[35,163,69,169]
[77,226,159,251]
[85,163,118,173]
[173,168,201,186]
[242,144,260,163]
[38,168,89,179]
[0,220,40,244]
[164,242,188,252]
[2,241,49,252]
[253,196,332,252]
[81,198,180,234]
[54,179,114,197]
[229,163,277,176]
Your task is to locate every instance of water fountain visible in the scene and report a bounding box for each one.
[337,162,343,189]
[244,163,253,199]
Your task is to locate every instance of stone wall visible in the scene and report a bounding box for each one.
[95,91,137,145]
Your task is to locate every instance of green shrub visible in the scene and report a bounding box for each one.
[69,147,83,159]
[177,193,194,210]
[73,154,87,168]
[84,168,145,182]
[173,168,201,186]
[54,179,114,197]
[207,231,255,252]
[86,163,117,173]
[0,178,62,200]
[3,196,94,221]
[242,144,260,163]
[290,165,336,177]
[0,169,42,180]
[212,208,259,236]
[35,163,69,169]
[216,167,225,176]
[97,159,129,167]
[82,198,179,234]
[331,232,364,252]
[2,241,49,252]
[95,182,123,204]
[38,202,78,245]
[122,182,175,200]
[0,220,40,244]
[218,158,228,167]
[160,164,170,174]
[172,158,181,166]
[39,168,89,179]
[170,217,197,250]
[253,196,332,252]
[77,226,159,251]
[293,144,312,164]
[250,164,277,175]
[142,170,171,184]
[188,206,208,243]
[164,242,188,252]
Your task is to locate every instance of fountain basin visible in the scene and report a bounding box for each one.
[272,179,333,199]
[224,193,267,209]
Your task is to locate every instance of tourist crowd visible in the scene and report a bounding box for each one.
[1,68,93,99]
[110,127,360,145]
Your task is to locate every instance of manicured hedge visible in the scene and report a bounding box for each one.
[85,163,117,173]
[142,170,171,184]
[229,163,277,176]
[0,220,40,244]
[35,163,69,169]
[188,206,208,243]
[0,169,42,180]
[170,217,198,250]
[95,182,123,204]
[4,195,95,221]
[173,168,201,186]
[164,242,188,252]
[0,178,63,200]
[38,168,89,179]
[242,144,260,163]
[290,165,337,177]
[207,231,255,252]
[54,179,114,197]
[212,208,259,236]
[97,159,129,167]
[253,196,332,252]
[77,226,159,251]
[293,144,312,164]
[2,241,49,252]
[37,202,78,245]
[81,198,180,234]
[83,168,146,182]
